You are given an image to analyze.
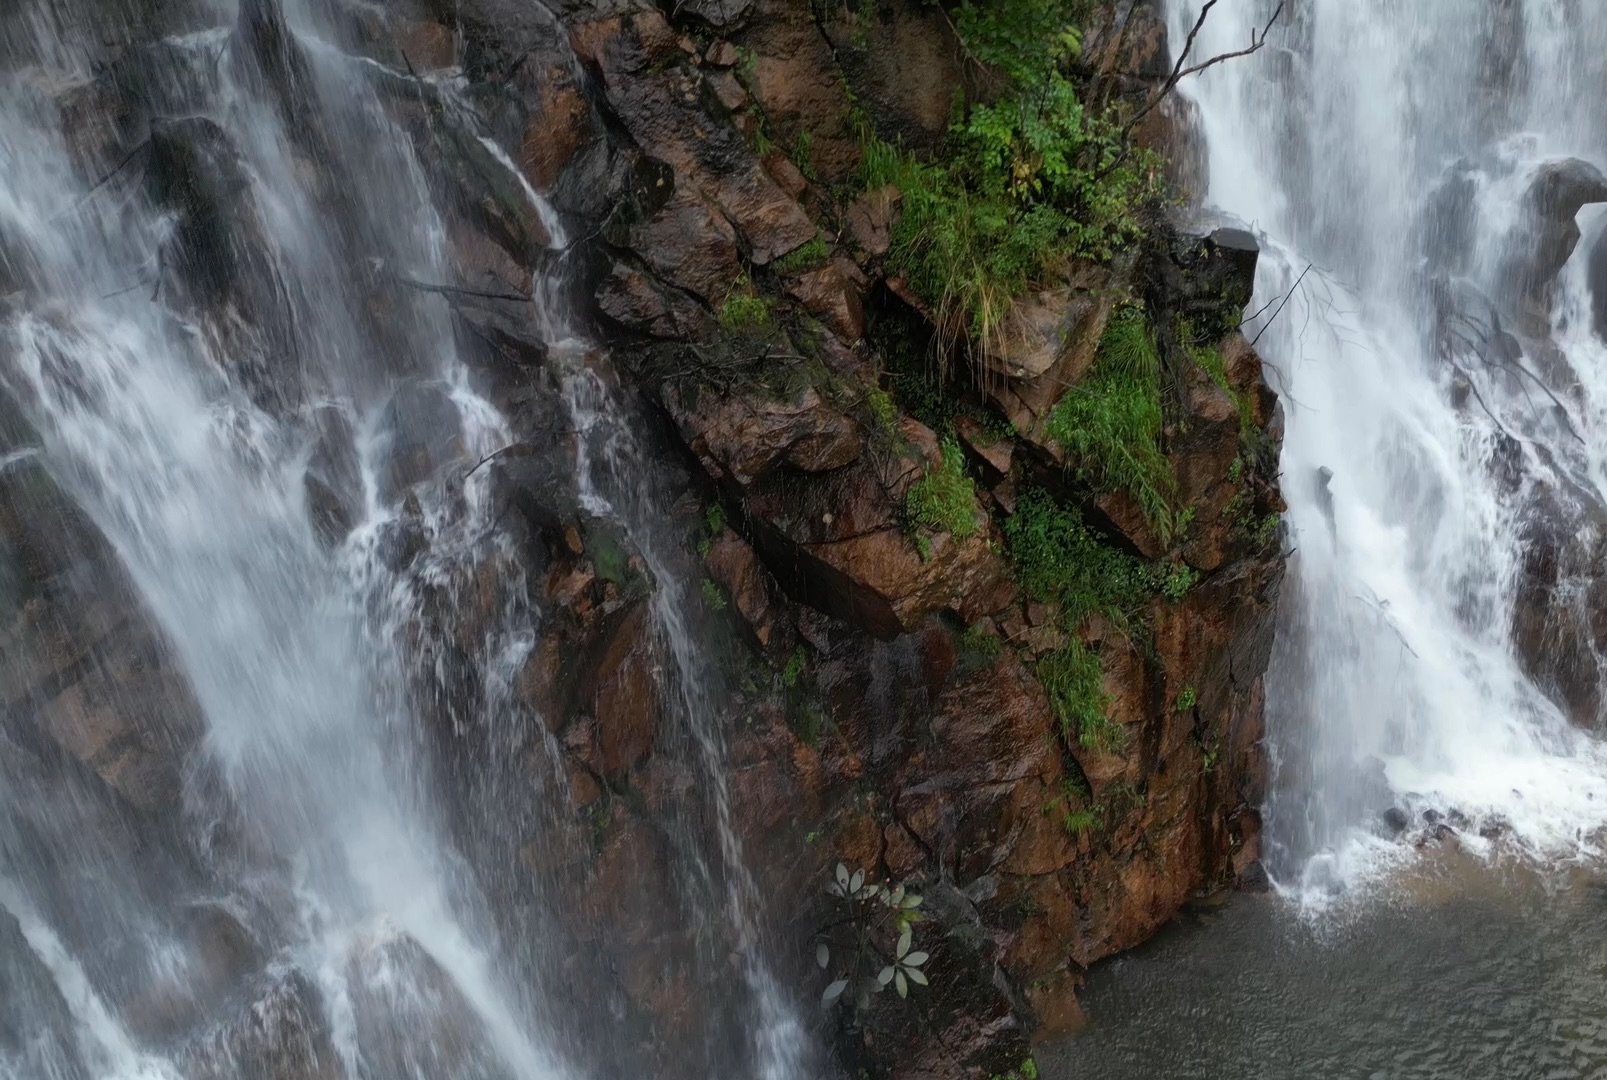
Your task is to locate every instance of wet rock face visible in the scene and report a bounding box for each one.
[0,909,87,1080]
[0,452,202,813]
[1512,481,1607,728]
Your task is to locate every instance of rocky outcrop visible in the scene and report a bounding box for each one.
[307,0,1287,1073]
[1501,158,1607,335]
[1512,475,1607,728]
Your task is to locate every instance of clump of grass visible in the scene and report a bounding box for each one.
[1061,808,1099,835]
[961,622,1004,664]
[792,129,818,183]
[781,646,807,688]
[1044,306,1176,536]
[701,577,727,610]
[774,233,830,275]
[1037,640,1123,754]
[718,286,772,334]
[863,385,898,435]
[1176,686,1198,711]
[906,440,980,540]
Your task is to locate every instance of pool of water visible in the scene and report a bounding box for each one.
[1046,854,1607,1080]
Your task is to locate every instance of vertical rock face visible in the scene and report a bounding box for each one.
[422,0,1287,1073]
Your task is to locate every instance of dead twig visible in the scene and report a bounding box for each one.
[1120,0,1285,144]
[1249,261,1311,349]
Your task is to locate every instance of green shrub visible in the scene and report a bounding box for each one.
[860,1,1157,361]
[1037,640,1123,754]
[1044,306,1175,536]
[1005,489,1154,630]
[1176,686,1198,711]
[701,577,728,610]
[906,440,979,539]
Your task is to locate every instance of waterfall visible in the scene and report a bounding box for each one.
[0,0,807,1076]
[1166,0,1607,900]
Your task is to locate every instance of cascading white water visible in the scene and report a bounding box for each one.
[0,1,572,1077]
[1166,0,1607,900]
[0,0,816,1074]
[558,352,813,1080]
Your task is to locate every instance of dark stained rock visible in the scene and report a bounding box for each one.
[378,380,467,501]
[573,12,815,265]
[1511,480,1607,729]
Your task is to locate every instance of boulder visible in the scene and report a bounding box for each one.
[784,258,867,342]
[1500,158,1607,333]
[0,456,203,812]
[179,970,342,1080]
[703,527,777,646]
[345,933,516,1080]
[986,267,1116,433]
[572,600,661,777]
[303,403,363,546]
[1511,480,1607,728]
[663,383,862,486]
[378,380,467,501]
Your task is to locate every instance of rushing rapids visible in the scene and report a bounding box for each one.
[1166,0,1607,898]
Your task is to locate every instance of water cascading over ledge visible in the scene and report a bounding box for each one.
[0,0,813,1077]
[1165,0,1607,898]
[1,0,1300,1076]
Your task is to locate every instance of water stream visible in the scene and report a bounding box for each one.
[1051,2,1607,1074]
[0,1,806,1077]
[1163,0,1607,900]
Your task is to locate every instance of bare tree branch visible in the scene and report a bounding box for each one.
[1120,1,1284,142]
[1249,261,1311,349]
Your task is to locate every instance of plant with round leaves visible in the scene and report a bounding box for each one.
[814,861,931,1013]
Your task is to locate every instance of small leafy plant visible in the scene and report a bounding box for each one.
[816,863,930,1011]
[1161,562,1199,602]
